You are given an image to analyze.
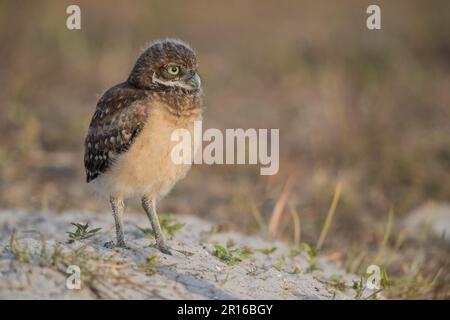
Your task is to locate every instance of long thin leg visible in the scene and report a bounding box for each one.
[110,196,126,247]
[142,196,172,255]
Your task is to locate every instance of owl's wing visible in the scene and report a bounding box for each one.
[84,82,150,182]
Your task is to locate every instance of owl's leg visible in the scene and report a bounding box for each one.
[108,196,126,248]
[142,196,172,255]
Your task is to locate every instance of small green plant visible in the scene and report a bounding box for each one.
[256,247,277,256]
[290,242,316,258]
[306,259,321,273]
[300,242,317,258]
[214,244,229,259]
[9,232,30,264]
[214,244,236,265]
[328,275,347,291]
[39,234,49,267]
[213,244,253,266]
[137,214,185,239]
[273,255,286,271]
[67,222,102,243]
[139,255,160,276]
[380,267,392,289]
[50,243,64,266]
[302,242,321,272]
[353,277,365,299]
[292,242,321,273]
[235,247,254,260]
[315,275,349,294]
[290,247,301,258]
[289,265,302,274]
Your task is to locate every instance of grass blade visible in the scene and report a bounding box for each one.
[373,208,394,265]
[316,182,342,252]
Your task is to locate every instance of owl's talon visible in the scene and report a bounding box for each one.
[157,243,172,255]
[104,240,127,249]
[104,241,115,248]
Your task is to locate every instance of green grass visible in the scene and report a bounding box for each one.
[213,244,254,266]
[272,255,285,271]
[373,208,394,265]
[138,255,160,276]
[66,222,102,243]
[255,247,277,256]
[316,183,342,252]
[8,231,30,264]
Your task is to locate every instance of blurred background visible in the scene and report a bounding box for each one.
[0,0,449,298]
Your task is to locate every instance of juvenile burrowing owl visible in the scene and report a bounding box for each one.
[84,39,203,254]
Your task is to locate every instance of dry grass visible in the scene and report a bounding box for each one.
[316,183,342,252]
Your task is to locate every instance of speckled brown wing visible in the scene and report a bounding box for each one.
[84,82,150,183]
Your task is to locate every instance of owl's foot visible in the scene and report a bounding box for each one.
[104,240,127,249]
[156,241,172,255]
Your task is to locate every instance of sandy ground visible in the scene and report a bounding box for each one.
[0,209,376,300]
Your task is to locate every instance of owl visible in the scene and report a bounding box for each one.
[84,39,203,254]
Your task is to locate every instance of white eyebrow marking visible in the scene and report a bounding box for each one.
[151,72,193,90]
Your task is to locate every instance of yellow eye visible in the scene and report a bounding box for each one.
[167,65,180,75]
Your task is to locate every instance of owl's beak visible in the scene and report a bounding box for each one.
[186,73,201,89]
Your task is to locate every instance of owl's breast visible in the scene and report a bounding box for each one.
[93,101,202,199]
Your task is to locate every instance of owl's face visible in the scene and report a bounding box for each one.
[128,39,201,92]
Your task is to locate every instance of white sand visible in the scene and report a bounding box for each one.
[0,209,370,299]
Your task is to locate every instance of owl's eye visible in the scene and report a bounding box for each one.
[167,65,180,75]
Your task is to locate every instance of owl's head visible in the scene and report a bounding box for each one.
[128,39,201,92]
